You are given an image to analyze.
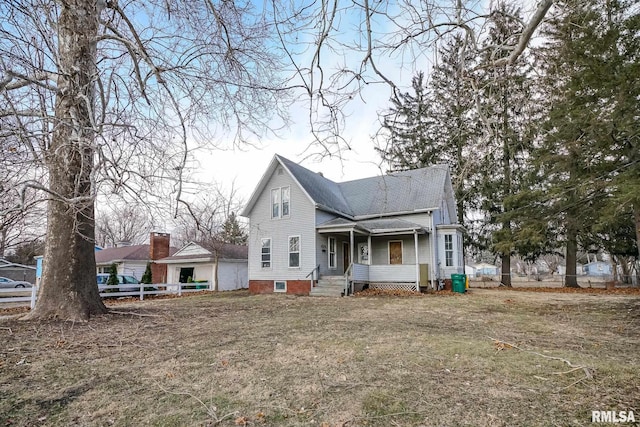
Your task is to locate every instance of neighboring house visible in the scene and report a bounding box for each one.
[464,265,476,277]
[557,264,584,276]
[156,242,248,290]
[95,232,176,282]
[473,262,499,277]
[0,259,36,284]
[240,154,464,296]
[583,261,612,277]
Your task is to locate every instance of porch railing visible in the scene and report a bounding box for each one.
[344,263,369,296]
[344,263,353,296]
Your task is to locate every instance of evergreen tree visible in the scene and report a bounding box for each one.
[141,263,153,285]
[475,3,536,287]
[430,34,481,226]
[534,0,639,286]
[219,212,247,245]
[106,263,119,293]
[377,72,437,172]
[377,34,479,228]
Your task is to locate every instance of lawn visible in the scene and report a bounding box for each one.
[1,289,639,426]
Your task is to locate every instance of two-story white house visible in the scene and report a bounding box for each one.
[241,155,464,296]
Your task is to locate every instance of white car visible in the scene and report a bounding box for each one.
[0,276,32,288]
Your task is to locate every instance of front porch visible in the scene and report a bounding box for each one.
[314,217,435,295]
[310,263,428,297]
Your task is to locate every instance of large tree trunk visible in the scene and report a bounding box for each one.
[635,204,640,261]
[23,0,107,321]
[564,216,580,288]
[500,253,512,287]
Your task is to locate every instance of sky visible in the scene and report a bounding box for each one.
[178,0,543,206]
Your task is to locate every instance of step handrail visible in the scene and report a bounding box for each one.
[306,264,320,288]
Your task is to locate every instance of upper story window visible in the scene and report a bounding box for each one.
[271,186,290,219]
[445,235,453,267]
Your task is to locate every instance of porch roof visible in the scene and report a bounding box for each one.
[317,217,428,235]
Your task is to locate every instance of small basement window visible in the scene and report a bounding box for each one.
[274,281,286,293]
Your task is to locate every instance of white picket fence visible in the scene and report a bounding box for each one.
[0,282,212,310]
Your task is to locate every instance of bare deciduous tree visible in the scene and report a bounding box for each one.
[1,0,290,320]
[95,201,152,248]
[171,182,245,291]
[269,0,554,156]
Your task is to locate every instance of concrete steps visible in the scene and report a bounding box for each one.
[309,275,345,297]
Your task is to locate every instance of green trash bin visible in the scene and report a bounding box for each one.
[451,274,467,293]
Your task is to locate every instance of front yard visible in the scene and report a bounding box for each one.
[1,289,639,426]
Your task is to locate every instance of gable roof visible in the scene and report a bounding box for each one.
[157,242,248,263]
[241,154,454,220]
[339,167,448,217]
[95,245,151,264]
[95,244,178,265]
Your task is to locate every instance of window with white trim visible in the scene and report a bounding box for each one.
[328,237,336,269]
[288,235,300,268]
[274,281,286,292]
[445,235,453,267]
[271,186,290,219]
[261,238,271,268]
[271,189,280,218]
[282,187,290,216]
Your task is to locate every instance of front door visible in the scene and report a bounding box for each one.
[389,241,403,265]
[342,242,350,273]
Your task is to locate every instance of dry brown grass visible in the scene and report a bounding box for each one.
[1,289,639,426]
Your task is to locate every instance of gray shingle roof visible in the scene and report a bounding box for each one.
[242,154,452,220]
[95,245,178,264]
[338,167,448,217]
[277,156,353,216]
[280,155,448,218]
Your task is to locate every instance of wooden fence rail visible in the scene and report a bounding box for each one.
[0,282,212,310]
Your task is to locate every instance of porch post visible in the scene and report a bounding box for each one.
[367,235,372,265]
[414,231,420,291]
[349,229,355,266]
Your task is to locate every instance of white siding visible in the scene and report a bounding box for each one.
[437,230,464,278]
[119,262,147,280]
[172,243,210,257]
[166,261,247,290]
[246,166,317,280]
[370,235,429,265]
[370,265,415,282]
[218,261,248,290]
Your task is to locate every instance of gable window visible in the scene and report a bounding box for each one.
[445,235,453,267]
[261,238,271,268]
[288,235,300,268]
[271,186,290,219]
[328,237,336,269]
[274,281,286,292]
[282,187,290,216]
[271,189,280,218]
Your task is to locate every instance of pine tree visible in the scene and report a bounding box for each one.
[377,72,437,171]
[534,0,639,286]
[430,34,481,226]
[377,34,479,228]
[219,212,247,245]
[141,263,152,284]
[475,3,536,287]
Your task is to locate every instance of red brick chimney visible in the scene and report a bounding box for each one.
[150,232,170,283]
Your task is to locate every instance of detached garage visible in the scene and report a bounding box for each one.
[156,242,248,291]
